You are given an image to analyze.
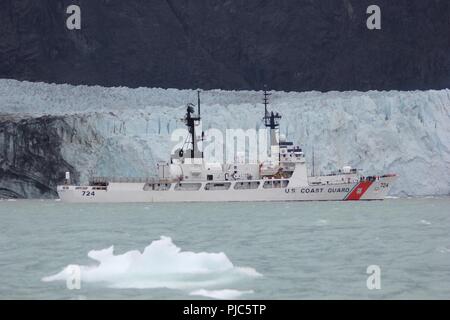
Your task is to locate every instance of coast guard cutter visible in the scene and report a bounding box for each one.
[58,90,397,202]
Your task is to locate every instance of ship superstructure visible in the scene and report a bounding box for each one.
[57,90,397,202]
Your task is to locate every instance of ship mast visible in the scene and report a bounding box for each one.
[262,88,281,130]
[183,90,203,159]
[262,87,282,161]
[264,88,269,122]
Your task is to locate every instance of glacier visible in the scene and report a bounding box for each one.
[0,79,449,198]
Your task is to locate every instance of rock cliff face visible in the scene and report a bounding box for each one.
[0,115,79,198]
[1,0,449,91]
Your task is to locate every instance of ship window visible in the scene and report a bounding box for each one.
[234,181,260,190]
[263,181,273,189]
[92,186,107,190]
[207,174,213,181]
[143,183,170,191]
[263,180,288,189]
[205,182,231,191]
[175,183,202,191]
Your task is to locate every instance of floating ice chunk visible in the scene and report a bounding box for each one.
[42,236,261,294]
[190,289,254,300]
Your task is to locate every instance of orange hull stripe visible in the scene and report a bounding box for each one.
[345,181,373,200]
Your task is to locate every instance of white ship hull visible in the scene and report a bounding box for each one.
[57,176,397,203]
[56,91,399,203]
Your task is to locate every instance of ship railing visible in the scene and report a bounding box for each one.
[90,176,172,184]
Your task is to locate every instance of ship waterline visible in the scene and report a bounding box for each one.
[58,176,397,203]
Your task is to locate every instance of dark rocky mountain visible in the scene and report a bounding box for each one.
[0,115,79,198]
[1,0,449,92]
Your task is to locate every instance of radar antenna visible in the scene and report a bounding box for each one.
[262,86,281,129]
[181,91,203,159]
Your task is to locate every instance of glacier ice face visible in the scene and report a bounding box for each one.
[0,79,449,197]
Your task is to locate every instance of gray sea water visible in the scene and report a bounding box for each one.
[0,197,449,300]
